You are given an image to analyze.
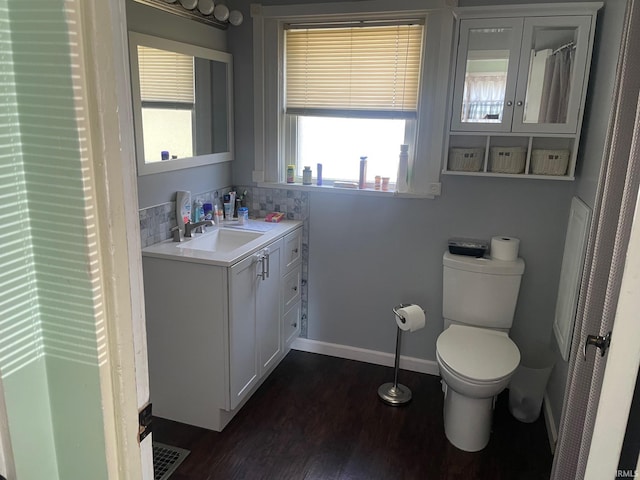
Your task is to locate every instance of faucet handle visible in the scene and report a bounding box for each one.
[170,225,182,242]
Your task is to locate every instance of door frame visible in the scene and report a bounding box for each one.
[77,0,152,478]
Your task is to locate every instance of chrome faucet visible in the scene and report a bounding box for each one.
[184,220,214,237]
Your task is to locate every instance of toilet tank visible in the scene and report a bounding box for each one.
[443,252,525,330]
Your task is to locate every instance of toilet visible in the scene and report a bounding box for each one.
[436,252,524,452]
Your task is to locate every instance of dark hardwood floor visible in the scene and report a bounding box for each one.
[153,350,552,480]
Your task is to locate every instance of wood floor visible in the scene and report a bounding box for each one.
[153,350,552,480]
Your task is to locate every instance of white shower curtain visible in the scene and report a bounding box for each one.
[539,46,575,124]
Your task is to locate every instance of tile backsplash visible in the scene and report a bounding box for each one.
[138,186,311,337]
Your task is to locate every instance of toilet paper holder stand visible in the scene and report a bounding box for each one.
[378,303,421,406]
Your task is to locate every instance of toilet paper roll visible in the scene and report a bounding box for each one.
[491,236,520,261]
[395,305,426,332]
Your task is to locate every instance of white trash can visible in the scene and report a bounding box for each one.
[508,343,555,423]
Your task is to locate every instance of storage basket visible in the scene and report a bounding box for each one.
[448,147,484,172]
[489,146,526,174]
[530,149,570,176]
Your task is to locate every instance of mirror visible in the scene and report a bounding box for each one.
[522,26,579,125]
[460,27,513,124]
[128,32,234,175]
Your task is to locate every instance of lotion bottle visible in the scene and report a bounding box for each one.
[359,156,368,189]
[175,191,191,232]
[397,144,410,193]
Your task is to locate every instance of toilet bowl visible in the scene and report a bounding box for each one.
[436,324,520,452]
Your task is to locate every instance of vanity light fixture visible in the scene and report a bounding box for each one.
[134,0,243,30]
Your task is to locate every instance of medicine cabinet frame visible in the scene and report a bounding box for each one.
[442,2,602,181]
[129,32,234,176]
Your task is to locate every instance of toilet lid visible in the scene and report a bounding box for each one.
[437,325,520,382]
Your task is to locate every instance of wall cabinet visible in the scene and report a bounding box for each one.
[142,225,302,431]
[445,3,602,180]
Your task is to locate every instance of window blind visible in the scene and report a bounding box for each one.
[285,23,423,118]
[137,45,194,103]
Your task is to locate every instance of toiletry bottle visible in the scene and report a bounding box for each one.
[203,203,213,220]
[213,204,224,225]
[286,164,295,183]
[302,166,312,185]
[175,191,191,231]
[193,199,204,222]
[316,163,323,186]
[359,156,368,189]
[397,144,410,193]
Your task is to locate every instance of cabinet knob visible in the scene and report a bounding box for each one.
[506,100,513,107]
[293,248,299,254]
[292,286,298,292]
[517,100,524,107]
[292,322,297,328]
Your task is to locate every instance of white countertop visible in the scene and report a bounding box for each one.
[141,219,303,267]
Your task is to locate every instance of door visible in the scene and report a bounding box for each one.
[257,240,282,375]
[229,254,259,410]
[583,190,640,477]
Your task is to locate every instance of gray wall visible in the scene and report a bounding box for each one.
[224,0,624,433]
[126,0,232,208]
[227,0,595,357]
[545,0,627,428]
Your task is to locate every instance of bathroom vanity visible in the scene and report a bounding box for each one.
[141,220,302,431]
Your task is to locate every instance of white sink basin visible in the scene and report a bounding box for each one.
[177,228,263,253]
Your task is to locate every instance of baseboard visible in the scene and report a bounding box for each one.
[291,338,439,376]
[543,391,558,454]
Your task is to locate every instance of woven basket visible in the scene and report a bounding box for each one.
[531,149,570,176]
[448,147,484,172]
[489,146,526,174]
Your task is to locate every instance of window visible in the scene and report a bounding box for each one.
[137,45,195,162]
[253,1,455,197]
[284,23,423,187]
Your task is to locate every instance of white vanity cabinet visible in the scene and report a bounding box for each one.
[445,3,602,180]
[142,223,302,431]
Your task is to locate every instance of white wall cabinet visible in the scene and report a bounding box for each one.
[143,225,302,431]
[445,3,602,180]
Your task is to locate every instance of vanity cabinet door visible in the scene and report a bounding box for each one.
[228,253,259,410]
[256,239,282,376]
[451,18,524,133]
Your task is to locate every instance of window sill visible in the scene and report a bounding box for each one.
[256,182,435,199]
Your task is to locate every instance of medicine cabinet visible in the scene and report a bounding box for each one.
[129,32,234,176]
[444,3,602,180]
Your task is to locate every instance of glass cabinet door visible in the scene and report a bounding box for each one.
[512,16,591,134]
[450,18,524,132]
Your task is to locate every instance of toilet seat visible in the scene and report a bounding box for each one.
[436,325,520,382]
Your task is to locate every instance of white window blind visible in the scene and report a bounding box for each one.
[137,45,194,103]
[285,23,423,118]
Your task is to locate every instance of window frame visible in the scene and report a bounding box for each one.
[252,0,457,198]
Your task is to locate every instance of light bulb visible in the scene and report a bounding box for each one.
[197,0,214,15]
[179,0,198,10]
[228,9,243,26]
[213,4,229,22]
